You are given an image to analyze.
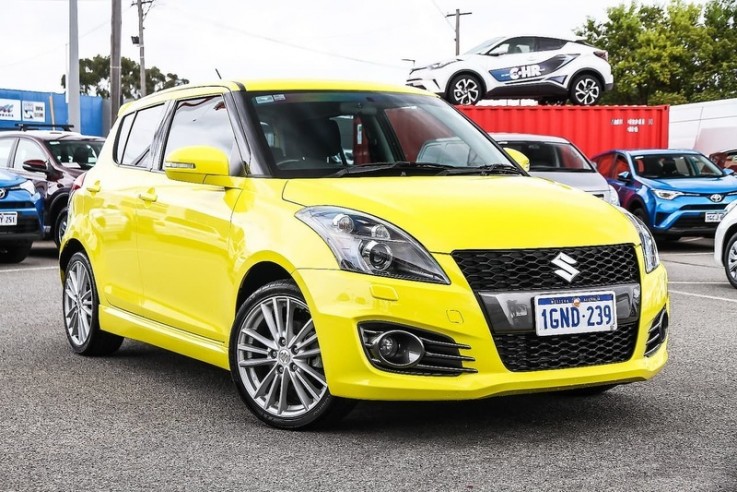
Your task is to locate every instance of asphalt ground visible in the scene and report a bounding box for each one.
[0,239,735,492]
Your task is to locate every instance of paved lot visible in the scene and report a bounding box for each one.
[0,239,735,491]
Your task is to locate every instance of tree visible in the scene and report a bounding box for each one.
[61,55,189,99]
[577,0,737,105]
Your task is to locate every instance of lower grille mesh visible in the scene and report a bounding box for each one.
[492,321,638,372]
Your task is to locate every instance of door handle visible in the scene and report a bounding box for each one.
[87,181,101,193]
[138,191,158,203]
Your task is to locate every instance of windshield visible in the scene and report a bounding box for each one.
[497,140,595,172]
[45,140,103,170]
[247,91,513,178]
[632,153,725,179]
[464,37,504,55]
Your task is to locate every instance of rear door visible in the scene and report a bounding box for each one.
[134,92,246,342]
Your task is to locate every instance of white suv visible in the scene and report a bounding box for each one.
[714,200,737,288]
[406,35,614,106]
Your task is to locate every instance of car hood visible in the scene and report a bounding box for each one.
[0,169,25,188]
[283,176,638,253]
[530,171,609,193]
[641,175,737,194]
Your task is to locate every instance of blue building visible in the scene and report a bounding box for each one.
[0,88,105,137]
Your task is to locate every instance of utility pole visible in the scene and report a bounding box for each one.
[111,0,122,125]
[67,0,80,131]
[136,0,146,97]
[446,8,472,56]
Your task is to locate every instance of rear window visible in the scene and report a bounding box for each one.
[499,141,594,172]
[45,140,103,170]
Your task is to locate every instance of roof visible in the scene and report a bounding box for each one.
[0,130,103,141]
[490,132,571,144]
[120,79,435,116]
[592,148,704,158]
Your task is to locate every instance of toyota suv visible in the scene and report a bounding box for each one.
[59,80,668,429]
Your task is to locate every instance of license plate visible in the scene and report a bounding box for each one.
[535,291,617,336]
[705,212,725,223]
[0,212,17,226]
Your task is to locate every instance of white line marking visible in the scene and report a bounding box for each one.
[670,289,737,304]
[661,252,712,256]
[0,266,58,274]
[670,281,726,285]
[679,237,705,243]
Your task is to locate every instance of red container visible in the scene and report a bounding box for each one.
[459,105,670,158]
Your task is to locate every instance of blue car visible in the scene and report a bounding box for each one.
[592,149,737,238]
[0,169,44,263]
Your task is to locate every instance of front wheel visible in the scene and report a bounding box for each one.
[569,74,603,106]
[447,74,483,105]
[230,280,353,430]
[724,232,737,289]
[62,252,124,355]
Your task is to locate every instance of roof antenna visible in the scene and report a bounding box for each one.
[215,68,222,80]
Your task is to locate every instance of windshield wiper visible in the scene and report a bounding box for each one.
[329,161,456,177]
[439,163,524,176]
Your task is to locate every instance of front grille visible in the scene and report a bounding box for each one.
[452,244,639,292]
[0,216,40,235]
[671,215,717,229]
[492,321,638,372]
[0,201,35,209]
[680,204,727,211]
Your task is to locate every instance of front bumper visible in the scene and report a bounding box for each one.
[650,196,736,237]
[0,189,44,242]
[406,77,444,95]
[295,254,669,401]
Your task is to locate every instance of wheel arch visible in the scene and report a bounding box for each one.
[235,261,293,316]
[569,69,605,91]
[722,222,737,261]
[48,191,70,224]
[59,238,86,275]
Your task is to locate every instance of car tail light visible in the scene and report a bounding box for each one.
[71,172,86,193]
[594,50,609,61]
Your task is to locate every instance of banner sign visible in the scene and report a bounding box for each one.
[22,101,45,122]
[0,99,21,121]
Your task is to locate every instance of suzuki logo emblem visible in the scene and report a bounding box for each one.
[552,252,580,283]
[710,194,724,203]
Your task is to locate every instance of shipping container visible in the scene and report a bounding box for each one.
[459,105,669,158]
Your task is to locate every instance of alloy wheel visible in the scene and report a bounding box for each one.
[452,77,480,105]
[573,77,601,105]
[727,240,737,284]
[63,260,94,346]
[235,295,327,419]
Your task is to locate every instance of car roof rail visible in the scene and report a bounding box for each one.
[14,123,75,132]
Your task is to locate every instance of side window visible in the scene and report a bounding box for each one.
[0,138,15,168]
[13,139,47,170]
[537,37,567,52]
[120,104,165,168]
[162,96,241,175]
[114,113,135,164]
[612,155,630,178]
[594,153,614,176]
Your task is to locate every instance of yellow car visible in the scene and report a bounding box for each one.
[59,80,669,429]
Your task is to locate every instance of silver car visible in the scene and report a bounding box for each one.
[714,200,737,288]
[492,133,619,205]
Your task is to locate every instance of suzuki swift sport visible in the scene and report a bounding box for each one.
[59,80,668,429]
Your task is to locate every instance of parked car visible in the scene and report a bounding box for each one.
[710,149,737,170]
[591,149,737,238]
[0,169,43,263]
[406,35,613,106]
[714,200,737,288]
[0,130,104,246]
[60,80,668,430]
[492,133,619,205]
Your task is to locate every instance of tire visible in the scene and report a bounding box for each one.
[229,279,354,430]
[631,207,649,227]
[447,74,483,105]
[53,207,68,248]
[62,252,124,356]
[0,241,33,264]
[723,232,737,289]
[561,384,618,396]
[569,74,603,106]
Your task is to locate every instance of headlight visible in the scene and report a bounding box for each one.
[428,60,457,70]
[607,185,620,206]
[296,206,449,284]
[14,180,36,195]
[622,210,660,273]
[652,189,695,200]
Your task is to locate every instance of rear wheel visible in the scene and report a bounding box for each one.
[447,74,483,105]
[724,232,737,288]
[0,241,33,264]
[62,252,123,355]
[53,208,68,248]
[570,74,603,106]
[230,280,354,430]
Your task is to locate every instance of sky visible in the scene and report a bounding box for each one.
[0,0,706,94]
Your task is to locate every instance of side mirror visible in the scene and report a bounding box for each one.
[163,146,231,185]
[504,147,530,172]
[723,168,735,176]
[22,159,48,173]
[617,171,632,182]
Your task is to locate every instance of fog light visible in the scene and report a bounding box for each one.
[371,330,424,368]
[361,240,393,272]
